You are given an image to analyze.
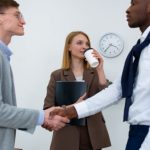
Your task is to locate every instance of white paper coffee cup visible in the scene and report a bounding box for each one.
[84,48,99,68]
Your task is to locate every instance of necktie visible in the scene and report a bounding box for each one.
[121,31,150,121]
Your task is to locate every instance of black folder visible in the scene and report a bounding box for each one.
[55,81,87,126]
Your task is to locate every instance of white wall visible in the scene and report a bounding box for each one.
[10,0,141,149]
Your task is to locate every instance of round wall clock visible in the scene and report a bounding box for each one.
[99,33,124,58]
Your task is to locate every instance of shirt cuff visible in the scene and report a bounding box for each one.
[37,110,45,125]
[74,102,90,119]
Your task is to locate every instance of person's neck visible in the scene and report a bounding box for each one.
[140,24,150,33]
[71,59,84,76]
[0,31,11,45]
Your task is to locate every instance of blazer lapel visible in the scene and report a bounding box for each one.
[63,68,95,90]
[63,69,76,81]
[83,68,95,91]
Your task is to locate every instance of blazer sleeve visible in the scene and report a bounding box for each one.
[0,103,39,133]
[43,71,56,109]
[0,91,39,134]
[0,55,39,134]
[95,69,112,91]
[88,70,111,94]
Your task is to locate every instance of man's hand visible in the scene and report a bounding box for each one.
[50,105,78,119]
[42,92,86,131]
[42,107,69,131]
[49,94,86,119]
[50,107,66,117]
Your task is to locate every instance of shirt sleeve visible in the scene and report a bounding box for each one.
[74,76,122,118]
[36,110,45,125]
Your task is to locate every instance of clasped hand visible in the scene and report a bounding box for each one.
[42,94,86,131]
[42,107,69,131]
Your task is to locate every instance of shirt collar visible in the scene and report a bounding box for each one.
[0,40,13,61]
[140,26,150,42]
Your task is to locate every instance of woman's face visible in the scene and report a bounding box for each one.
[69,34,90,59]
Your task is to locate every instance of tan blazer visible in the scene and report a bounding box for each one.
[44,68,111,150]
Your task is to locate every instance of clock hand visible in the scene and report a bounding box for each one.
[111,44,118,50]
[104,44,111,52]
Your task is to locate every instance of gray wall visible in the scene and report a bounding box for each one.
[10,0,141,149]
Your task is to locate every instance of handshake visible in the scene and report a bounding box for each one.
[42,105,78,131]
[42,93,86,131]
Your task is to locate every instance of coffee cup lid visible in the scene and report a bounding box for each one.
[84,48,93,54]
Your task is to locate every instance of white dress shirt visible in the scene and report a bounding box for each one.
[74,26,150,126]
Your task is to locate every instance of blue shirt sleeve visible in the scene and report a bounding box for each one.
[37,110,45,125]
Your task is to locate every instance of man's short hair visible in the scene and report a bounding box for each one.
[0,0,19,12]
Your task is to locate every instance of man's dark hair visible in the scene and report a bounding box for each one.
[0,0,19,12]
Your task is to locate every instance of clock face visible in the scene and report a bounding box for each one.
[99,33,124,58]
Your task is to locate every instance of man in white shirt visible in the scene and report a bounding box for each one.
[50,0,150,149]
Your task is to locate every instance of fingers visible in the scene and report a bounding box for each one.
[50,122,66,131]
[59,116,70,123]
[80,92,87,99]
[42,108,70,131]
[42,120,53,131]
[42,119,63,131]
[76,92,87,103]
[49,115,69,131]
[92,49,103,62]
[91,49,104,69]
